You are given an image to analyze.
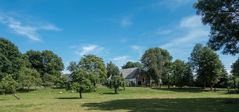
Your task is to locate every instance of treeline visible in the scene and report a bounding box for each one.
[0,38,66,94]
[0,38,126,99]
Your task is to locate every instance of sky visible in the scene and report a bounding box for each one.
[0,0,237,74]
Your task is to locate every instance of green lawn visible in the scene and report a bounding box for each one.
[1,87,239,112]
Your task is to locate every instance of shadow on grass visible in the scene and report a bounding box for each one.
[102,92,118,95]
[82,98,239,112]
[56,97,81,99]
[17,88,37,93]
[152,87,207,93]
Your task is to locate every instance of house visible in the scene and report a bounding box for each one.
[120,67,146,86]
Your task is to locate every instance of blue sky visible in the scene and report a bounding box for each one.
[0,0,237,73]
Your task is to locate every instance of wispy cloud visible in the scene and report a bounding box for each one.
[72,44,105,56]
[160,15,209,50]
[112,56,134,67]
[120,16,132,27]
[130,45,145,58]
[0,12,61,41]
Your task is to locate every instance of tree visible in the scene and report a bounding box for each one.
[141,48,172,87]
[0,38,22,80]
[25,50,64,86]
[18,67,42,91]
[79,55,107,91]
[194,0,239,55]
[190,44,224,90]
[106,62,124,94]
[70,68,93,98]
[231,58,239,77]
[171,60,193,88]
[122,61,143,69]
[0,75,20,99]
[106,61,119,78]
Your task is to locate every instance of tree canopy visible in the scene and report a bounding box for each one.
[141,48,172,87]
[190,44,224,89]
[0,38,22,80]
[194,0,239,55]
[122,61,143,69]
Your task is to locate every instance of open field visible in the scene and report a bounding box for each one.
[1,87,239,112]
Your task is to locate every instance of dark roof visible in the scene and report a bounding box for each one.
[120,67,140,79]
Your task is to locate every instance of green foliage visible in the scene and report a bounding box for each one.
[122,61,143,69]
[0,75,18,94]
[171,60,193,87]
[194,0,239,55]
[55,75,68,88]
[141,48,172,86]
[190,44,224,89]
[231,58,239,77]
[42,74,56,87]
[106,62,124,94]
[79,55,107,90]
[18,67,42,90]
[25,50,64,86]
[106,61,120,78]
[70,69,93,98]
[79,54,107,79]
[0,38,22,80]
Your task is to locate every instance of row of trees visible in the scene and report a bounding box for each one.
[0,38,66,96]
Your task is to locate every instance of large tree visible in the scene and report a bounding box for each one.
[141,48,172,87]
[122,61,143,69]
[231,58,239,77]
[194,0,239,55]
[0,38,22,80]
[171,60,193,88]
[25,50,64,87]
[190,44,224,90]
[79,54,107,91]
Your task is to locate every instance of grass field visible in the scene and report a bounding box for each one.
[1,87,239,112]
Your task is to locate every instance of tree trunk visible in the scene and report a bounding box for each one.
[168,83,170,89]
[114,88,118,94]
[79,90,82,99]
[93,83,96,92]
[210,84,213,91]
[13,94,20,100]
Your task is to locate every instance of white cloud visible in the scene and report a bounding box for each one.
[160,15,209,50]
[120,16,132,27]
[73,44,105,56]
[130,45,145,58]
[180,15,203,28]
[0,12,61,41]
[112,56,134,67]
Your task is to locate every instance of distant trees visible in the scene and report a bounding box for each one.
[190,44,225,90]
[106,61,124,94]
[141,48,172,87]
[122,61,143,69]
[194,0,239,55]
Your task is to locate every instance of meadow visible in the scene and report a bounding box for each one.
[1,87,239,112]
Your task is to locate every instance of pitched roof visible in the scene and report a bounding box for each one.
[120,67,140,79]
